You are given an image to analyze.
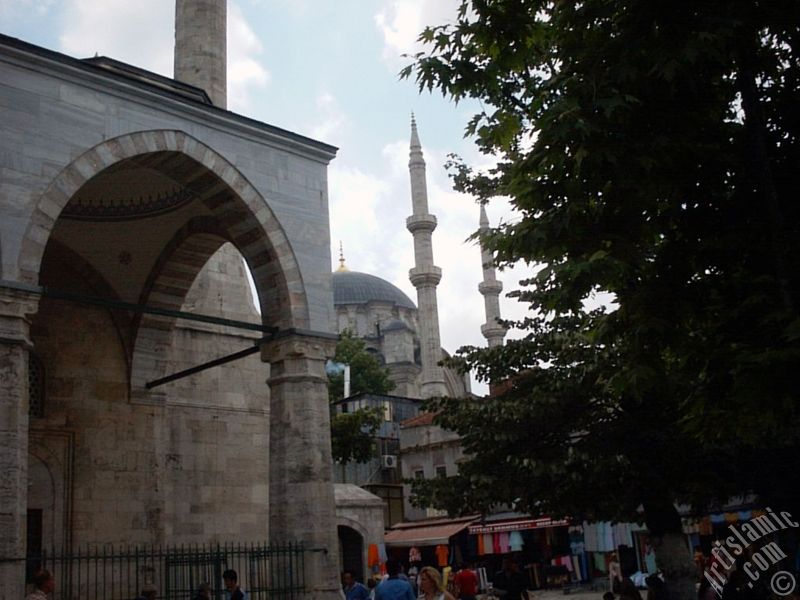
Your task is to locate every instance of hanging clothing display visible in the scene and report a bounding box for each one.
[436,544,449,567]
[509,531,524,552]
[368,544,380,567]
[483,533,493,554]
[498,532,510,554]
[477,534,485,556]
[644,545,657,574]
[378,543,388,563]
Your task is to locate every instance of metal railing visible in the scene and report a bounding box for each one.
[27,541,308,600]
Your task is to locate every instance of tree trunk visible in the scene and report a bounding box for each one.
[644,501,696,600]
[649,531,696,600]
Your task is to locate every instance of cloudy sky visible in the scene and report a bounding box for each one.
[1,0,531,393]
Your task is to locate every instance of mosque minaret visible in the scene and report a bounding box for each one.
[406,115,448,398]
[478,205,507,348]
[175,0,227,108]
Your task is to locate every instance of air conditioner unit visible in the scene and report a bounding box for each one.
[381,455,398,469]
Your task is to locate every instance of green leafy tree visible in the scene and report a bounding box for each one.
[328,330,395,464]
[402,1,800,597]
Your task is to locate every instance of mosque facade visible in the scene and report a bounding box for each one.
[0,2,342,597]
[0,1,507,596]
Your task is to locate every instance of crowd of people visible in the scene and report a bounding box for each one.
[23,567,247,600]
[343,558,530,600]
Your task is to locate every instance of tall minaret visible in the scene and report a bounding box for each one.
[478,205,507,348]
[175,0,227,108]
[407,115,448,398]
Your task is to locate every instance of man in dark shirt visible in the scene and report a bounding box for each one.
[223,569,246,600]
[493,558,529,600]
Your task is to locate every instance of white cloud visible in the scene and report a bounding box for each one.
[56,1,268,115]
[374,0,460,69]
[0,0,55,21]
[59,0,173,75]
[227,2,270,115]
[329,164,393,274]
[309,93,349,144]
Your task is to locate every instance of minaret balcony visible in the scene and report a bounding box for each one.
[478,280,503,295]
[409,266,442,287]
[406,213,437,233]
[481,322,508,338]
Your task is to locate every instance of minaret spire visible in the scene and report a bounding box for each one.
[337,241,348,272]
[407,115,447,398]
[478,205,507,348]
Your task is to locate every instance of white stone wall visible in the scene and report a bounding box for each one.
[0,41,335,333]
[29,290,271,545]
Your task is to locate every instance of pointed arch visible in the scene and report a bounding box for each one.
[19,129,309,330]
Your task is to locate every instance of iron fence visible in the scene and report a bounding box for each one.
[27,541,308,600]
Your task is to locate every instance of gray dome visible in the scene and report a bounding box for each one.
[333,271,416,310]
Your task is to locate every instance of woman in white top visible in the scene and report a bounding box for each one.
[418,566,456,600]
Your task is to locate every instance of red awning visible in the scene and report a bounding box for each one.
[385,519,476,547]
[467,517,569,535]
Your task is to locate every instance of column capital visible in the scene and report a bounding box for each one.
[260,328,338,364]
[0,282,40,348]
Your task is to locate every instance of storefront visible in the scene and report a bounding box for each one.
[467,514,576,589]
[379,515,478,585]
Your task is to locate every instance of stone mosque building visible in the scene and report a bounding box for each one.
[0,1,507,597]
[0,1,343,598]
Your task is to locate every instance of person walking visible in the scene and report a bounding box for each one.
[26,569,54,600]
[375,559,416,600]
[492,559,529,600]
[454,564,479,600]
[343,570,371,600]
[223,569,246,600]
[418,566,455,600]
[608,553,623,594]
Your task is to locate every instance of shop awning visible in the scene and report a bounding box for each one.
[468,516,569,535]
[385,517,477,547]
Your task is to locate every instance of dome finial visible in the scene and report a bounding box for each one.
[337,240,349,272]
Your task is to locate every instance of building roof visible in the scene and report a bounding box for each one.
[333,483,385,507]
[332,270,416,310]
[0,33,338,159]
[400,411,440,428]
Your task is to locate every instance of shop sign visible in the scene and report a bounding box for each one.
[468,517,569,534]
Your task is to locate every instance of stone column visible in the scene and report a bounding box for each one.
[0,287,38,600]
[262,330,342,600]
